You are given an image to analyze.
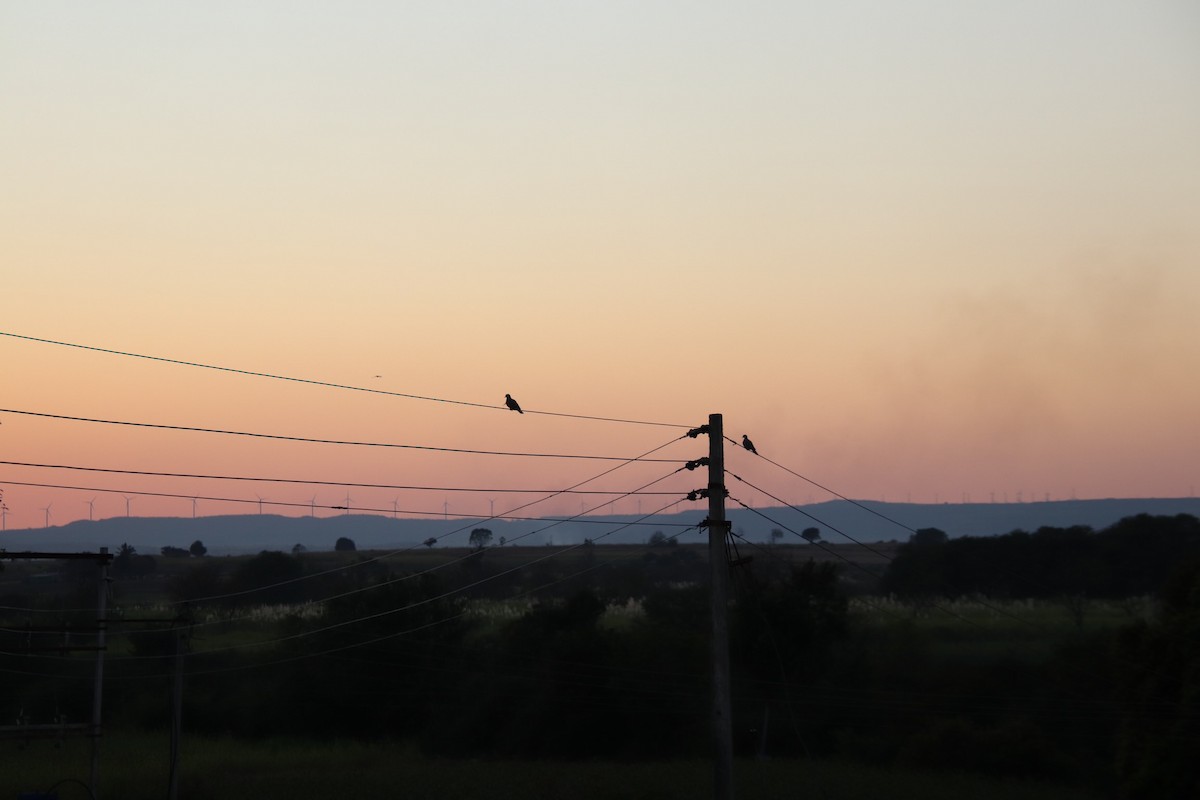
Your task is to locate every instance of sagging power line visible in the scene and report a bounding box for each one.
[0,331,691,428]
[0,408,683,462]
[0,480,696,528]
[0,460,684,496]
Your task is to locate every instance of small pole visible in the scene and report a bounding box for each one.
[707,414,733,800]
[91,547,109,799]
[169,617,187,800]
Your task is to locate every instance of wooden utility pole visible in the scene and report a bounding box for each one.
[707,414,734,800]
[169,620,186,800]
[91,547,109,799]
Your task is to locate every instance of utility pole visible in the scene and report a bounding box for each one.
[169,612,189,800]
[91,547,109,799]
[707,414,733,800]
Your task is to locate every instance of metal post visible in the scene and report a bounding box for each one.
[708,414,734,800]
[169,623,185,800]
[91,547,109,799]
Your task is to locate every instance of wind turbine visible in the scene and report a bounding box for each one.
[256,495,265,515]
[310,496,317,518]
[123,496,133,517]
[191,498,198,519]
[42,503,52,528]
[85,497,96,522]
[344,492,352,516]
[392,497,400,519]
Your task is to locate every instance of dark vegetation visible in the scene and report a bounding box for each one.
[882,514,1200,601]
[2,514,1198,798]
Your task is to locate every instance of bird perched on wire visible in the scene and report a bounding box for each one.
[505,393,524,414]
[742,434,758,454]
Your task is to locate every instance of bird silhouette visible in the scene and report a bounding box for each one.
[742,434,757,454]
[505,393,523,414]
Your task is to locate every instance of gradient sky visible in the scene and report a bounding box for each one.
[2,1,1198,531]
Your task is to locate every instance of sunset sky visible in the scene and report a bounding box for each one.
[2,1,1198,531]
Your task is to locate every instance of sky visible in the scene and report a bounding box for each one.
[2,1,1198,532]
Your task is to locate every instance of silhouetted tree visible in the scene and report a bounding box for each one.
[1116,556,1200,799]
[731,559,848,756]
[882,517,1200,600]
[335,536,357,552]
[161,546,190,558]
[469,528,492,550]
[801,527,821,543]
[423,537,437,548]
[113,542,155,578]
[189,539,207,557]
[911,527,948,547]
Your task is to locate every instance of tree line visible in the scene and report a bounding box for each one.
[881,513,1200,600]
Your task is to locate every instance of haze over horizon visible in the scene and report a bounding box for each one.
[2,2,1198,530]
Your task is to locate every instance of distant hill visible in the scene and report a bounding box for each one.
[3,497,1199,556]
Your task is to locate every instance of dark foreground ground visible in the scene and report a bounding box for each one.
[3,733,1100,800]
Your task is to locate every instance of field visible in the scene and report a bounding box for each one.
[1,734,1101,800]
[2,533,1192,800]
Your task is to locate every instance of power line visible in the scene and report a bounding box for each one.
[0,480,696,528]
[0,408,683,462]
[4,516,705,681]
[151,461,692,617]
[728,471,898,563]
[90,493,695,664]
[0,331,691,429]
[194,498,697,671]
[0,460,683,496]
[727,494,1046,630]
[730,470,1169,632]
[727,496,980,627]
[0,433,695,619]
[170,433,694,607]
[728,436,918,535]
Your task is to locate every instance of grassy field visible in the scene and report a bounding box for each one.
[1,732,1102,800]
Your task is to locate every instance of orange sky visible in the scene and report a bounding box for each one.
[2,2,1198,529]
